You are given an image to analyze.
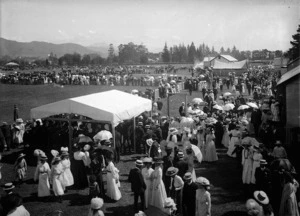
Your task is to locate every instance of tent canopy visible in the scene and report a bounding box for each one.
[30,90,152,127]
[6,62,19,67]
[212,59,248,69]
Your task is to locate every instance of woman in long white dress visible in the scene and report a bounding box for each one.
[60,152,74,188]
[227,125,241,158]
[221,122,230,148]
[250,146,262,184]
[105,154,121,201]
[50,157,64,202]
[141,157,154,208]
[204,128,218,162]
[150,159,167,210]
[34,154,51,197]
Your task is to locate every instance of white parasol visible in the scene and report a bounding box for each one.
[223,92,232,97]
[247,102,258,109]
[205,117,217,125]
[170,80,176,84]
[93,130,113,141]
[78,134,92,143]
[238,105,250,110]
[223,103,235,111]
[180,117,194,128]
[213,104,223,111]
[185,143,203,163]
[192,98,203,104]
[131,89,139,94]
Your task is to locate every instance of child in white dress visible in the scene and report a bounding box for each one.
[105,154,121,201]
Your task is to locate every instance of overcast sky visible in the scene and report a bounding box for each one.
[1,0,299,52]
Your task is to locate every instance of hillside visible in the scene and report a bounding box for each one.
[0,37,102,58]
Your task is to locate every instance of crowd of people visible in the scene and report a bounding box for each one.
[1,64,298,216]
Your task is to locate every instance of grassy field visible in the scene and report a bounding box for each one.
[0,82,246,216]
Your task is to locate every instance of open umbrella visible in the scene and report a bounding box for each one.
[223,92,232,97]
[205,117,217,125]
[192,98,203,104]
[93,130,113,141]
[78,135,93,143]
[247,102,258,109]
[223,103,235,111]
[190,144,203,163]
[238,105,250,110]
[213,104,223,111]
[180,117,194,128]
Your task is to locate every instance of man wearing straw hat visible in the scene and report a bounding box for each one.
[128,159,147,213]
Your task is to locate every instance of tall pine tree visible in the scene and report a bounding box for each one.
[188,42,197,63]
[162,43,170,63]
[286,24,300,61]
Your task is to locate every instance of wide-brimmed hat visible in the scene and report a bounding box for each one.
[3,183,15,191]
[260,159,267,165]
[138,122,143,126]
[154,158,164,164]
[195,177,210,186]
[16,118,23,123]
[40,154,48,161]
[61,152,69,157]
[166,167,179,177]
[183,172,192,180]
[169,128,178,135]
[17,153,26,160]
[90,197,104,210]
[135,159,143,166]
[60,147,68,152]
[53,157,61,163]
[142,157,153,163]
[146,138,154,146]
[275,140,282,145]
[145,125,151,129]
[254,191,269,205]
[177,151,184,158]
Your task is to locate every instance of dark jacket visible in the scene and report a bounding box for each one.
[175,159,189,179]
[128,167,146,193]
[182,181,198,216]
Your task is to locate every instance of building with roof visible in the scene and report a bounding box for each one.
[276,58,300,149]
[203,54,238,68]
[211,59,248,76]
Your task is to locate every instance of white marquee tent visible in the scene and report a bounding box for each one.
[31,90,152,150]
[31,89,152,127]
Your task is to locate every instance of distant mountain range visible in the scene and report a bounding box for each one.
[0,38,108,58]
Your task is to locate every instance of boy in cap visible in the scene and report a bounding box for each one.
[128,160,147,213]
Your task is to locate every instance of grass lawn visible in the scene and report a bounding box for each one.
[0,80,247,216]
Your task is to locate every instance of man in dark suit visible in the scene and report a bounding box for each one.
[163,147,173,196]
[128,160,147,213]
[182,172,198,216]
[174,151,189,179]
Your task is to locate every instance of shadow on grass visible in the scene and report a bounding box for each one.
[105,205,135,216]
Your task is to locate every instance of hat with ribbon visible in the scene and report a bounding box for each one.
[254,191,269,205]
[142,157,153,163]
[135,159,143,166]
[3,183,15,191]
[166,167,179,177]
[260,159,267,165]
[183,172,192,180]
[90,197,104,210]
[146,138,154,146]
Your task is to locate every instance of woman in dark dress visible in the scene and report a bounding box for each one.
[70,144,88,189]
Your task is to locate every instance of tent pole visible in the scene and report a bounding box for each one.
[68,115,72,152]
[185,93,187,116]
[112,124,116,148]
[133,117,136,153]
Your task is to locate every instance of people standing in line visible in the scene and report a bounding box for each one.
[105,152,121,201]
[141,157,154,209]
[34,154,51,198]
[182,172,198,216]
[50,157,64,203]
[128,159,147,213]
[14,153,27,186]
[195,177,211,216]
